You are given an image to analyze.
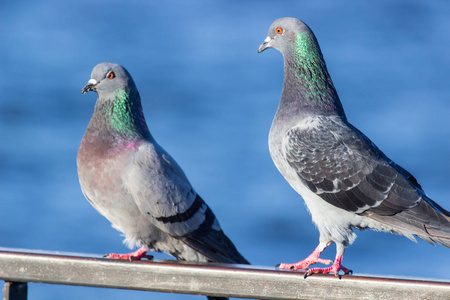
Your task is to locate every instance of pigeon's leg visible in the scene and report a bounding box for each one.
[304,243,352,279]
[276,239,333,271]
[105,245,153,261]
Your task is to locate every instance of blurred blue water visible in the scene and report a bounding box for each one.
[1,1,449,299]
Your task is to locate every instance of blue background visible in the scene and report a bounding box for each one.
[1,1,449,299]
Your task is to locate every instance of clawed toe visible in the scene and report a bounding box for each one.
[276,262,304,271]
[304,263,352,279]
[103,246,152,261]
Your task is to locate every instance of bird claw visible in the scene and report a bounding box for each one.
[277,257,332,271]
[105,253,154,260]
[103,246,153,261]
[340,265,352,275]
[276,262,305,271]
[304,262,352,279]
[303,270,341,279]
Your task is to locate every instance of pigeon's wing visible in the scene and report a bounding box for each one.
[284,116,415,214]
[124,142,248,264]
[284,116,450,243]
[124,142,201,236]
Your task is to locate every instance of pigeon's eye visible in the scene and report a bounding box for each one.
[107,72,115,79]
[275,27,283,34]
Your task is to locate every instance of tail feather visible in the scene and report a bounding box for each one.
[419,197,450,247]
[369,197,450,248]
[182,225,250,264]
[177,197,249,300]
[430,237,450,248]
[419,235,450,248]
[425,196,450,217]
[180,196,249,264]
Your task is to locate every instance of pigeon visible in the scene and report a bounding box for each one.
[258,17,450,278]
[77,63,249,299]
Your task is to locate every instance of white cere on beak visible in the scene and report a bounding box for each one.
[87,78,98,85]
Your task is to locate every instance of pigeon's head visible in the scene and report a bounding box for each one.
[82,63,136,97]
[258,17,314,55]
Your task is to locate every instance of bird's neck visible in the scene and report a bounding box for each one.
[88,89,152,147]
[280,31,346,119]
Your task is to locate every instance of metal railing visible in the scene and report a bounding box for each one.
[0,249,449,299]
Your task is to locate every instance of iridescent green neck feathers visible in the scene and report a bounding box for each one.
[94,88,151,142]
[283,31,344,117]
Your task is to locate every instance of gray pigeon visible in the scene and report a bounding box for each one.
[77,63,249,299]
[258,17,450,278]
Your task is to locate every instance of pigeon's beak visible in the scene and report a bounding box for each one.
[81,79,98,94]
[258,36,273,53]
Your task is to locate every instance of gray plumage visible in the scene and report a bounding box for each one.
[258,18,450,276]
[77,63,248,298]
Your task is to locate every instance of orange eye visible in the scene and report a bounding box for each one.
[275,27,283,34]
[107,72,115,79]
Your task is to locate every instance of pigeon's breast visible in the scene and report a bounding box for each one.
[77,137,154,245]
[77,143,136,212]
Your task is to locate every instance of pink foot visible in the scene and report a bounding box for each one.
[304,255,352,279]
[276,244,333,271]
[277,257,332,271]
[105,246,153,261]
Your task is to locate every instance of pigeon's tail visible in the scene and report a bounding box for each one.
[180,195,250,265]
[182,226,250,265]
[372,196,450,248]
[180,197,249,300]
[417,197,450,247]
[166,199,251,296]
